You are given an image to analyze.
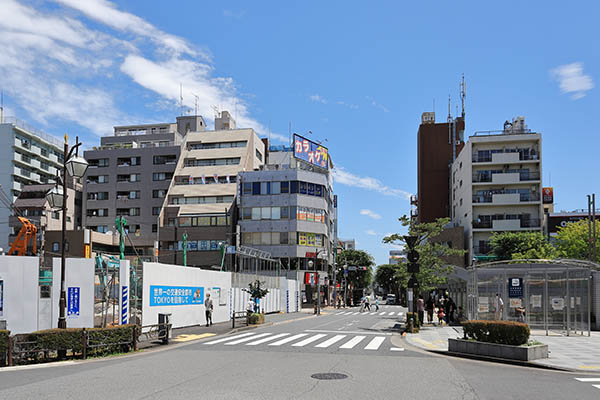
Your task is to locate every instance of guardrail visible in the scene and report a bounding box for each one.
[232,311,248,329]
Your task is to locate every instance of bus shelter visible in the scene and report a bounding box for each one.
[466,260,596,336]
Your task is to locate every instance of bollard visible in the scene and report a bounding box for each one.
[8,336,13,367]
[82,328,87,360]
[132,325,138,352]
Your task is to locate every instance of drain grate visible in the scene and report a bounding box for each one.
[311,373,348,380]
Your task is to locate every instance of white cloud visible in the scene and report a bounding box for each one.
[0,0,284,142]
[365,229,378,236]
[551,62,594,100]
[336,100,359,110]
[332,166,412,199]
[310,94,327,104]
[360,209,382,220]
[366,96,390,112]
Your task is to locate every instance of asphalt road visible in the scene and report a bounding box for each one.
[1,305,599,399]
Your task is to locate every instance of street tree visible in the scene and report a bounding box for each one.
[383,216,466,292]
[489,231,557,260]
[243,280,269,313]
[337,249,374,289]
[555,219,600,262]
[374,263,409,296]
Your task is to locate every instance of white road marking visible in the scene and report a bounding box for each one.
[575,378,600,382]
[365,336,386,350]
[379,312,386,315]
[593,385,600,390]
[370,312,377,315]
[352,312,360,315]
[390,347,405,352]
[315,335,347,348]
[246,333,290,346]
[204,332,256,345]
[305,329,392,336]
[225,333,272,345]
[269,333,308,346]
[388,312,395,316]
[292,334,327,347]
[344,312,354,315]
[340,336,366,349]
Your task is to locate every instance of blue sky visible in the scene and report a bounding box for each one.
[0,1,598,265]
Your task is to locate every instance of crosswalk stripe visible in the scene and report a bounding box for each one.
[576,378,600,382]
[246,333,290,346]
[204,332,256,345]
[390,347,405,352]
[315,335,347,348]
[352,312,360,315]
[388,312,395,316]
[344,312,353,315]
[379,312,386,315]
[340,336,366,349]
[292,334,327,347]
[370,312,377,315]
[225,333,272,345]
[269,333,308,346]
[593,385,600,390]
[365,336,386,350]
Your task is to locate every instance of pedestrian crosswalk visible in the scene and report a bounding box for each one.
[334,310,403,317]
[203,331,403,353]
[575,377,600,390]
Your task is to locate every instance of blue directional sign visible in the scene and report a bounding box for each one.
[67,287,80,316]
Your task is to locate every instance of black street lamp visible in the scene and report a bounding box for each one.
[46,134,88,329]
[308,248,328,315]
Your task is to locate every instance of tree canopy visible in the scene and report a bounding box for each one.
[336,249,374,289]
[489,231,557,260]
[383,216,465,292]
[555,219,600,262]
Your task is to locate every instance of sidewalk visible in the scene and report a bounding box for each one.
[138,311,313,350]
[405,324,600,372]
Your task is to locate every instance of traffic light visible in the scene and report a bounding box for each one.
[404,235,420,273]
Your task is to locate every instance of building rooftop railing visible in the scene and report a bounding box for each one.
[471,129,535,137]
[3,117,63,147]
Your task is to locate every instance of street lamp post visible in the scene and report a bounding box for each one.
[46,134,88,329]
[308,248,328,315]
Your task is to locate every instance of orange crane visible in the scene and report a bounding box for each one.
[0,185,38,256]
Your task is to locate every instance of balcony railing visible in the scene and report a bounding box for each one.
[472,171,540,183]
[473,245,492,255]
[472,152,539,163]
[473,218,541,229]
[473,192,540,203]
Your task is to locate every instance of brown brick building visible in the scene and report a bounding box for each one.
[416,112,465,223]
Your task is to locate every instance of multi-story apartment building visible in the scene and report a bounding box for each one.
[83,115,204,256]
[389,250,405,265]
[338,239,355,251]
[159,112,265,267]
[451,117,543,262]
[0,118,66,249]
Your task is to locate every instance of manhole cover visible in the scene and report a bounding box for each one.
[311,373,348,380]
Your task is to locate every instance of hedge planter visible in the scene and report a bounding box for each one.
[248,313,265,325]
[448,338,548,361]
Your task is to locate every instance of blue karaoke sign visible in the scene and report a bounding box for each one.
[149,285,204,306]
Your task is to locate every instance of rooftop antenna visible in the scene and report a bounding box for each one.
[447,95,452,121]
[460,73,466,119]
[179,83,183,116]
[0,90,3,124]
[192,93,199,116]
[211,105,220,121]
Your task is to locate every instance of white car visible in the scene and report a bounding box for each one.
[386,294,396,305]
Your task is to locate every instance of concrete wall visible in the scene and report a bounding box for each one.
[0,255,39,334]
[142,262,231,329]
[52,258,95,329]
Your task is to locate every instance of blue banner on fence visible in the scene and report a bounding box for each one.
[67,287,80,316]
[149,285,204,306]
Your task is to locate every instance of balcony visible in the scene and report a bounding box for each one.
[472,151,539,164]
[473,191,540,205]
[473,244,492,255]
[410,194,418,206]
[473,218,541,230]
[473,171,540,184]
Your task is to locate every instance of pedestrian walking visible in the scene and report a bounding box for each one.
[494,293,504,320]
[416,295,425,327]
[426,296,434,324]
[205,293,214,327]
[365,296,371,311]
[375,298,379,312]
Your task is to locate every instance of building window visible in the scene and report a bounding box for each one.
[152,207,161,215]
[243,183,252,195]
[256,149,263,161]
[153,189,167,198]
[153,155,177,165]
[130,208,140,216]
[153,172,173,181]
[52,242,59,252]
[281,181,289,193]
[184,157,241,167]
[152,224,157,233]
[261,182,270,195]
[52,211,60,219]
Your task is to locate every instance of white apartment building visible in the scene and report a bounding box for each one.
[451,117,543,262]
[0,118,66,249]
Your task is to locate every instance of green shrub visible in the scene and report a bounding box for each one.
[29,328,84,354]
[87,325,136,355]
[462,320,530,346]
[248,313,265,325]
[0,330,9,365]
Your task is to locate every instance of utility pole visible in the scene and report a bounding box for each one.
[182,232,188,267]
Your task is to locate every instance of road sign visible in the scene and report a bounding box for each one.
[347,266,357,271]
[305,272,317,285]
[408,276,419,289]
